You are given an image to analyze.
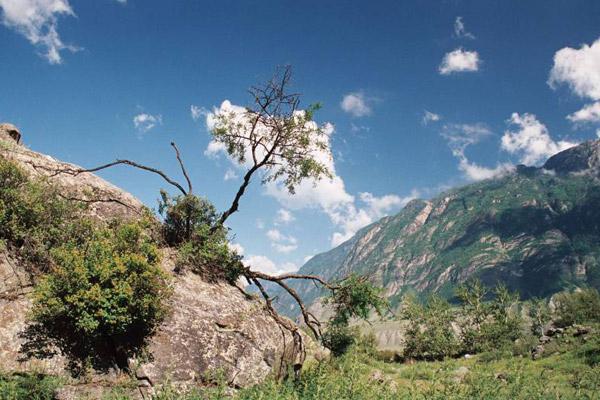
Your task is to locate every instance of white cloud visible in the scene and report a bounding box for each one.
[224,168,238,181]
[439,48,480,75]
[549,37,600,101]
[0,0,79,64]
[266,228,298,253]
[567,102,600,124]
[133,112,162,133]
[454,16,475,39]
[228,242,244,255]
[442,123,514,181]
[190,104,209,121]
[422,110,441,125]
[501,113,577,165]
[597,129,600,139]
[243,254,298,275]
[275,209,295,225]
[458,158,514,181]
[341,92,372,117]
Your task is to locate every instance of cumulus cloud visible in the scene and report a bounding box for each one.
[549,37,600,101]
[275,209,295,225]
[439,48,480,75]
[341,92,372,117]
[0,0,79,64]
[454,16,475,39]
[501,113,577,165]
[567,102,600,124]
[422,110,441,125]
[224,168,238,181]
[228,242,244,255]
[203,99,410,248]
[266,228,298,253]
[243,254,298,276]
[190,104,209,122]
[133,112,162,133]
[442,123,514,181]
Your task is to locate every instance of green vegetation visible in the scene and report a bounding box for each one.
[158,191,243,284]
[0,373,60,400]
[0,158,170,374]
[28,219,170,373]
[553,288,600,327]
[0,158,84,270]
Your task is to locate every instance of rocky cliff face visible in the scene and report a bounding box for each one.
[0,124,295,398]
[276,140,600,318]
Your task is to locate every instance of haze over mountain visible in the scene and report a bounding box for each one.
[275,140,600,317]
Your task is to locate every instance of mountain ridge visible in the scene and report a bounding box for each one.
[276,139,600,317]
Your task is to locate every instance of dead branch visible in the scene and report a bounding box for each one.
[170,142,193,194]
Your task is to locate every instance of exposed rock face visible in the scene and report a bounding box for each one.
[0,123,144,221]
[0,126,295,396]
[136,250,293,392]
[0,123,22,144]
[275,140,600,323]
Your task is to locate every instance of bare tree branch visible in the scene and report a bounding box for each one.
[54,159,188,196]
[170,142,193,194]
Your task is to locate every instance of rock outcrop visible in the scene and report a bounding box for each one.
[0,124,296,397]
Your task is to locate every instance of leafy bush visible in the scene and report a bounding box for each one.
[456,281,523,353]
[28,219,171,373]
[553,288,600,327]
[0,158,84,270]
[159,192,243,283]
[321,325,358,357]
[402,294,460,360]
[0,373,59,400]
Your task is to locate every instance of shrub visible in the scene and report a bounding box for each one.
[28,219,171,373]
[321,325,358,357]
[0,373,59,400]
[0,158,84,270]
[401,294,460,360]
[456,281,523,353]
[159,192,243,283]
[553,288,600,327]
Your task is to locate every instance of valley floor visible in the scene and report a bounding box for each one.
[2,324,599,400]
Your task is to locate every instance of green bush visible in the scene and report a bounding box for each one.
[0,158,84,270]
[159,192,243,283]
[321,325,358,357]
[456,281,524,354]
[402,294,460,360]
[553,288,600,327]
[27,219,171,373]
[0,373,59,400]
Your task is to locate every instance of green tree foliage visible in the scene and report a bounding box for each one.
[456,281,523,353]
[401,294,460,360]
[28,219,171,373]
[553,288,600,327]
[321,275,388,356]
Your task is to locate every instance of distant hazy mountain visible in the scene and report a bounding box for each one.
[276,140,600,317]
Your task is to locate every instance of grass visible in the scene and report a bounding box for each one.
[2,329,598,400]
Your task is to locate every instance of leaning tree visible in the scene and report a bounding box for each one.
[55,66,386,374]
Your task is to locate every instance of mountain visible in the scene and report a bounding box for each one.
[276,140,600,317]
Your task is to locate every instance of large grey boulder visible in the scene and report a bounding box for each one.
[0,125,298,397]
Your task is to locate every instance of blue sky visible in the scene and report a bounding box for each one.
[1,0,600,274]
